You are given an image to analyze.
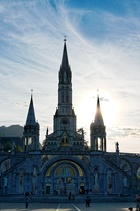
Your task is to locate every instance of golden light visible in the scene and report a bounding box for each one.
[101,97,120,127]
[76,92,96,127]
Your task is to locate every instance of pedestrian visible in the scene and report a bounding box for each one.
[25,196,29,209]
[68,191,71,201]
[136,194,140,211]
[136,202,140,211]
[86,196,91,207]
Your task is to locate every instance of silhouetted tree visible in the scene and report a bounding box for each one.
[3,141,12,152]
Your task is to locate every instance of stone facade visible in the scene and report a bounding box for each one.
[0,40,140,196]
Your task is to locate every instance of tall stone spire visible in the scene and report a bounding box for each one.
[59,38,71,84]
[25,94,36,125]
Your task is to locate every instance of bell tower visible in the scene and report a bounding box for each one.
[53,39,76,141]
[90,95,106,151]
[45,40,84,150]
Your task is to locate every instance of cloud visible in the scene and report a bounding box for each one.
[107,127,140,139]
[99,97,109,102]
[0,0,140,153]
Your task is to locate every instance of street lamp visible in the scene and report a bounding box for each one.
[136,167,140,189]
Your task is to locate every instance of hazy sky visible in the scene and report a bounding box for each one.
[0,0,140,153]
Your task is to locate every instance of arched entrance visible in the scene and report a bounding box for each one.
[44,159,88,195]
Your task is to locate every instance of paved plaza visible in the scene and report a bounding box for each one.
[0,202,137,211]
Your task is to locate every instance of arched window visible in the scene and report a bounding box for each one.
[1,159,10,172]
[120,159,131,176]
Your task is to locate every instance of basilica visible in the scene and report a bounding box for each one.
[0,40,140,196]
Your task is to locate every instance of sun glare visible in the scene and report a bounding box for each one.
[75,93,95,128]
[76,91,120,129]
[101,98,119,126]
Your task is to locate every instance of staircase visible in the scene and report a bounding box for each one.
[103,157,129,177]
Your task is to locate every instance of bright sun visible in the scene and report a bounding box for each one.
[75,90,119,129]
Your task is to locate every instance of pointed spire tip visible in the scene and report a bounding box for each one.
[64,35,67,43]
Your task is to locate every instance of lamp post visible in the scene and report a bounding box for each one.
[137,167,140,190]
[0,171,1,194]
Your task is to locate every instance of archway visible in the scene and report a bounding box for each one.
[42,157,90,195]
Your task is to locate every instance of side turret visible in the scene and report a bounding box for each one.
[90,95,106,151]
[23,94,40,151]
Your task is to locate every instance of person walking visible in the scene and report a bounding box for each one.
[86,196,91,207]
[136,194,140,211]
[25,196,29,209]
[136,201,140,211]
[68,191,71,201]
